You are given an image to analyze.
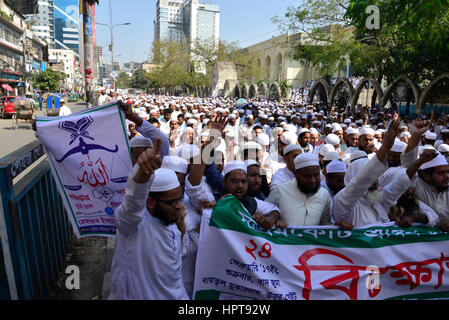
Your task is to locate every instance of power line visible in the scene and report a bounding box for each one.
[237,29,281,47]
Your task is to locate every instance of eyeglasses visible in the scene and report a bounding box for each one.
[158,195,184,207]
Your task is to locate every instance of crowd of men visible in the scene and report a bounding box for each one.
[53,87,449,299]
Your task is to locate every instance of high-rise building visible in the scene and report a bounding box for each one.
[182,0,219,49]
[154,0,220,48]
[5,0,38,15]
[154,0,184,43]
[25,0,55,47]
[25,0,79,56]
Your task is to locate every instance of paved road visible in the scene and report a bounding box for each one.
[0,101,88,159]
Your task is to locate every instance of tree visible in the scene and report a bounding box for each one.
[130,69,150,91]
[32,69,65,92]
[116,71,130,89]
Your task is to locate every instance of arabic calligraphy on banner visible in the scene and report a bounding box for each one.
[193,197,449,300]
[36,102,132,238]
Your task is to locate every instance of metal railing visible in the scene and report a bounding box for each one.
[0,140,72,299]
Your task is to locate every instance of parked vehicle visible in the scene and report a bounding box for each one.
[1,96,18,118]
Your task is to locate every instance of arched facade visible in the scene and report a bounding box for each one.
[329,78,355,106]
[264,55,271,81]
[381,75,420,109]
[417,72,449,114]
[308,79,331,105]
[233,84,241,98]
[249,83,257,98]
[241,83,249,99]
[350,78,384,111]
[258,82,268,98]
[268,83,281,101]
[274,52,283,81]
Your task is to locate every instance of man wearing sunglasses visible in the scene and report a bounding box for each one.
[109,138,192,300]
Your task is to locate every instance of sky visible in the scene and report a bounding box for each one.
[94,0,300,66]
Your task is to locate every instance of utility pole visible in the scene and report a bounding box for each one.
[81,0,97,107]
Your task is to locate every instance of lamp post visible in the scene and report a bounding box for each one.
[97,22,130,89]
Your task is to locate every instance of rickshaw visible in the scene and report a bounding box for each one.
[11,96,35,129]
[68,92,79,102]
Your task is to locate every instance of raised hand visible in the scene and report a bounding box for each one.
[134,137,162,183]
[199,200,216,216]
[176,206,187,239]
[419,149,438,164]
[377,117,401,162]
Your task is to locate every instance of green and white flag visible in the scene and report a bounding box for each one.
[193,196,449,300]
[36,102,132,238]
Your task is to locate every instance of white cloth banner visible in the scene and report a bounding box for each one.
[193,197,449,300]
[36,102,132,238]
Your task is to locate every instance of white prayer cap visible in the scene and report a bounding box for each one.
[161,156,188,174]
[149,168,180,192]
[268,116,274,121]
[374,130,383,136]
[324,151,341,161]
[420,154,448,170]
[242,141,262,151]
[309,128,319,135]
[424,131,437,140]
[332,125,343,133]
[438,144,449,153]
[130,136,153,148]
[325,134,340,146]
[391,141,405,153]
[281,131,298,145]
[326,160,347,174]
[244,159,259,168]
[294,153,320,170]
[344,157,369,185]
[223,161,247,176]
[344,118,351,124]
[177,144,200,159]
[187,119,197,125]
[256,133,269,146]
[400,132,411,139]
[260,114,268,120]
[346,127,359,135]
[298,128,310,135]
[228,114,236,119]
[350,150,368,163]
[319,143,335,157]
[360,127,375,136]
[283,144,302,156]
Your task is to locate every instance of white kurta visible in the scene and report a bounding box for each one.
[401,146,449,223]
[270,167,295,191]
[263,151,286,184]
[332,155,412,227]
[109,171,189,300]
[266,179,331,226]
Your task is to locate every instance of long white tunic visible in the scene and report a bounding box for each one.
[266,179,331,226]
[332,155,412,227]
[270,167,295,191]
[263,151,286,184]
[108,172,189,300]
[401,146,449,223]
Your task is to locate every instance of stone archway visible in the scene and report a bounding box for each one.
[268,83,281,101]
[308,79,331,105]
[350,78,383,111]
[274,52,283,81]
[329,78,355,107]
[258,82,268,99]
[249,83,257,98]
[241,83,249,98]
[417,72,449,114]
[381,75,420,113]
[234,84,241,98]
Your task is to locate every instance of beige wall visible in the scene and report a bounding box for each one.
[245,34,320,88]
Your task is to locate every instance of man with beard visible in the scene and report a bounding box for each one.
[109,140,191,300]
[358,127,377,159]
[332,117,436,227]
[298,128,313,153]
[401,119,449,232]
[266,153,331,227]
[245,159,266,200]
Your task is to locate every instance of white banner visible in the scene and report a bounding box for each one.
[36,102,132,238]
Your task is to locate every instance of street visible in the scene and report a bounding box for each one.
[0,101,88,159]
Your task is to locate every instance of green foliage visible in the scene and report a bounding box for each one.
[275,79,293,98]
[1,11,13,21]
[129,69,150,91]
[116,71,130,89]
[32,69,65,92]
[275,0,449,84]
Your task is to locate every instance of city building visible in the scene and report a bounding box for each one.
[53,0,79,55]
[154,0,184,43]
[245,33,322,88]
[0,0,26,95]
[5,0,38,15]
[123,61,143,73]
[48,48,80,90]
[24,0,54,47]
